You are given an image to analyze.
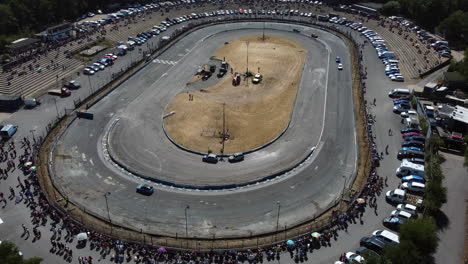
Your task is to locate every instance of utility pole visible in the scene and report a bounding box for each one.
[246,41,249,74]
[185,205,190,243]
[87,75,93,94]
[53,98,59,118]
[275,201,281,237]
[104,192,112,234]
[222,103,226,154]
[262,22,266,41]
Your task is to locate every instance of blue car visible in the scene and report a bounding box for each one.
[401,146,422,152]
[393,99,409,105]
[401,175,426,184]
[136,184,154,195]
[386,69,400,75]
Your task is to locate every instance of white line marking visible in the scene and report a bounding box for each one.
[0,218,4,224]
[316,38,331,145]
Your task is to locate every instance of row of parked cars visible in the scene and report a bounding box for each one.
[388,16,452,59]
[382,88,428,237]
[83,54,118,75]
[336,92,427,262]
[328,16,404,82]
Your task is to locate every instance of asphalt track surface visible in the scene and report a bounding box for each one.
[52,22,357,238]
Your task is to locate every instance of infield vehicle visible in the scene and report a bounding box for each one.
[337,63,343,70]
[136,184,154,195]
[252,74,262,84]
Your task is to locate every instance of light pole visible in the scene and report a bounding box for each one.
[185,205,189,238]
[275,201,281,234]
[87,75,94,95]
[104,192,112,233]
[246,41,249,74]
[262,22,266,41]
[53,98,59,118]
[29,129,36,141]
[341,175,347,201]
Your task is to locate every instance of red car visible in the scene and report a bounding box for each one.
[105,54,118,61]
[402,132,423,137]
[393,97,409,101]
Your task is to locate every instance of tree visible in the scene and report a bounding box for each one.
[0,241,43,264]
[424,181,447,216]
[427,136,444,155]
[437,10,468,48]
[383,241,423,264]
[0,4,18,35]
[399,217,439,256]
[380,1,401,15]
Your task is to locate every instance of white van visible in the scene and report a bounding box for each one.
[372,229,399,244]
[396,160,425,177]
[388,88,412,98]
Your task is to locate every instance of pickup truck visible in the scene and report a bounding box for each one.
[48,87,71,97]
[386,188,423,206]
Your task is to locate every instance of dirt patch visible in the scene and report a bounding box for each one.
[163,35,306,154]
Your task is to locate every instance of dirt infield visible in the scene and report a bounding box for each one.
[163,35,306,154]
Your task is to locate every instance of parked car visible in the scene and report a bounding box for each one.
[397,150,424,160]
[403,157,425,165]
[202,154,218,163]
[401,127,422,134]
[136,184,154,195]
[360,236,387,252]
[64,80,81,89]
[393,103,411,113]
[83,67,95,75]
[345,252,364,263]
[401,182,425,194]
[383,215,407,231]
[401,175,426,184]
[403,136,425,144]
[402,132,423,137]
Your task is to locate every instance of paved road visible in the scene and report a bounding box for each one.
[52,22,356,238]
[434,153,468,264]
